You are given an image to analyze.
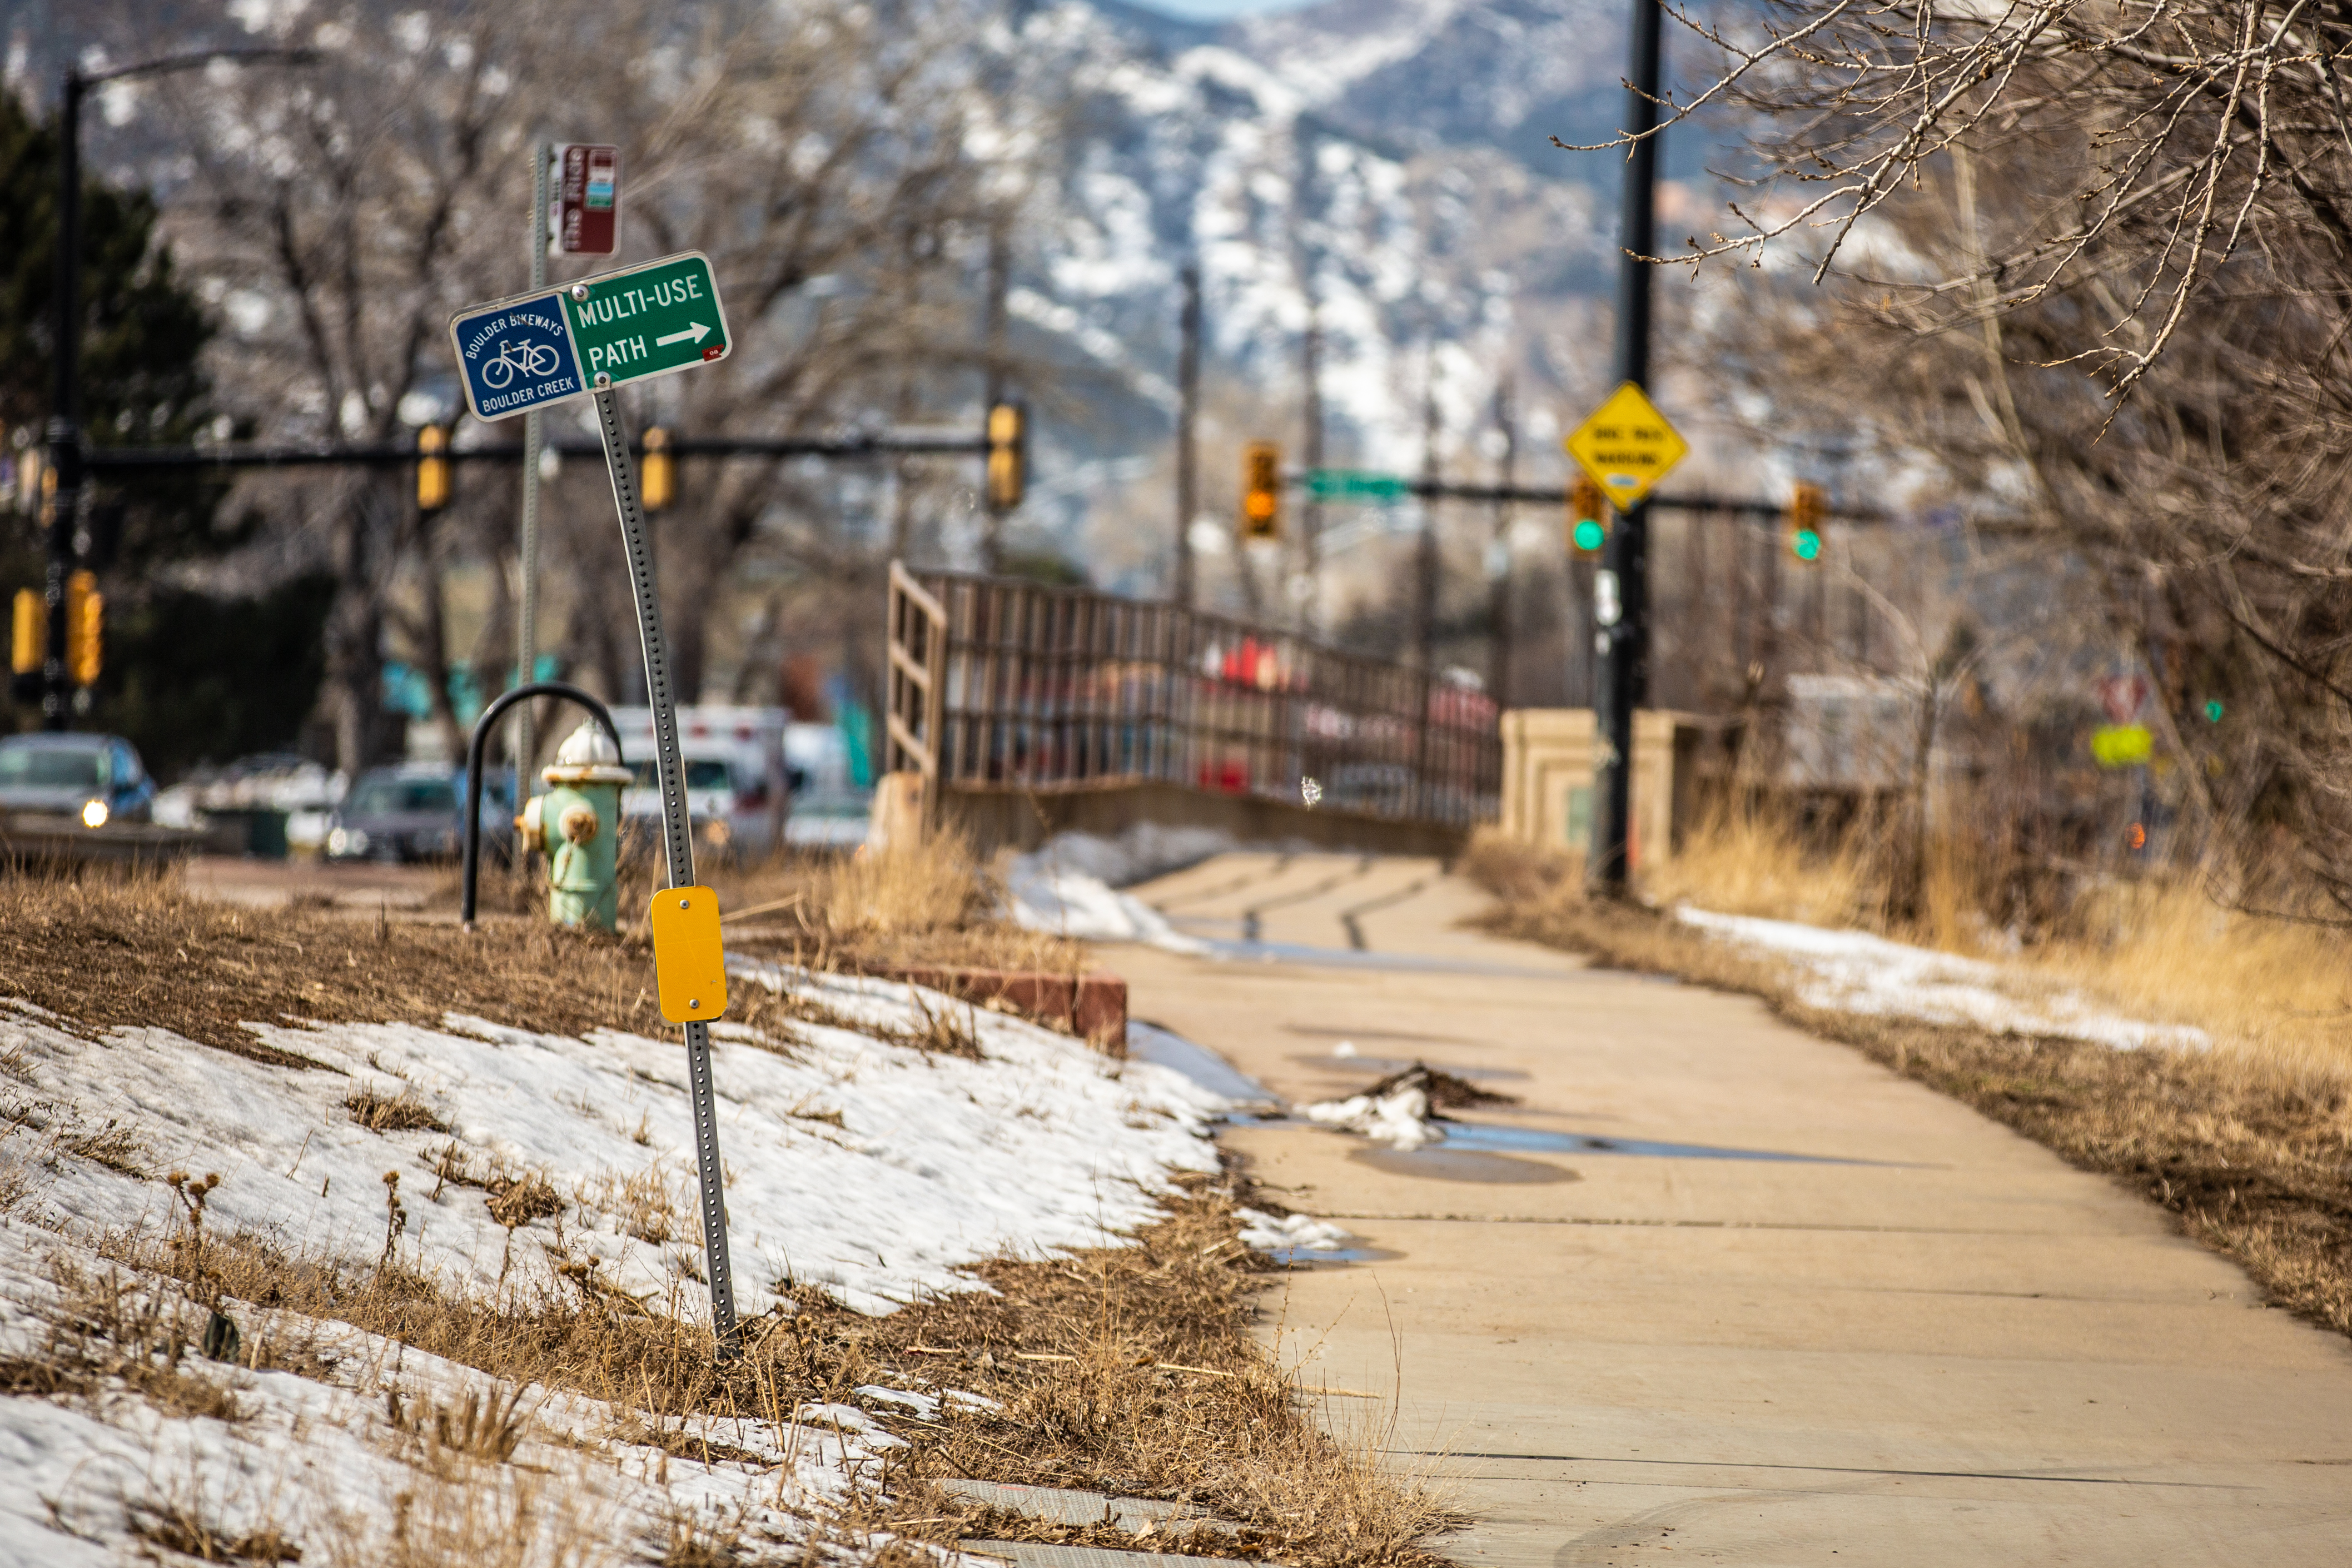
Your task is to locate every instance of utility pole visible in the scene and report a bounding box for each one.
[1174,265,1200,608]
[1300,301,1324,636]
[43,68,86,731]
[1486,374,1516,705]
[516,142,551,809]
[1589,0,1664,895]
[45,47,315,731]
[981,221,1011,574]
[1414,345,1440,672]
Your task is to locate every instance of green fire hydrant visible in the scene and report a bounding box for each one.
[518,720,634,930]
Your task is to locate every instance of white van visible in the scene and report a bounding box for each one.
[606,705,789,859]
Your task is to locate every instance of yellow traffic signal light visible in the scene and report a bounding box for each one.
[1568,475,1609,553]
[986,401,1025,511]
[416,425,452,512]
[1787,481,1824,563]
[65,571,100,688]
[1241,441,1281,541]
[642,426,674,511]
[11,589,43,675]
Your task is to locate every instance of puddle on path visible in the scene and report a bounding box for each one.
[1352,1146,1579,1184]
[1441,1121,1859,1164]
[1289,1052,1529,1081]
[1236,1113,1861,1166]
[1262,1244,1403,1266]
[1283,1023,1479,1047]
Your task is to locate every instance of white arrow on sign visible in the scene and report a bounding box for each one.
[655,321,712,348]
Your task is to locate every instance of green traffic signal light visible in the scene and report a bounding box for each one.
[1572,517,1605,552]
[1792,527,1821,562]
[2204,699,2224,723]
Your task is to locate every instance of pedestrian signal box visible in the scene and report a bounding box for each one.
[1569,475,1609,553]
[986,402,1026,512]
[1241,441,1281,541]
[1787,481,1824,563]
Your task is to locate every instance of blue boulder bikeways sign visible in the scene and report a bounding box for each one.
[452,293,579,420]
[448,251,731,422]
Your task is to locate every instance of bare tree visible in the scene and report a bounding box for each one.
[1639,0,2352,910]
[125,0,1048,769]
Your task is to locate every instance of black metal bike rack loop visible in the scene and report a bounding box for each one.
[460,681,623,930]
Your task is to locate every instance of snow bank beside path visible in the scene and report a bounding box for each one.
[0,965,1251,1564]
[4,966,1230,1322]
[0,1218,878,1567]
[1675,908,2211,1051]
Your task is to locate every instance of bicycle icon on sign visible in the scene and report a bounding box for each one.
[480,339,562,389]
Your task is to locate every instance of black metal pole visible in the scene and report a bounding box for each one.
[1590,0,1663,895]
[460,681,621,931]
[44,69,84,732]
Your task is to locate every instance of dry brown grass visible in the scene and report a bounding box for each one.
[866,1183,1454,1565]
[2026,881,2352,1081]
[1581,801,2352,1078]
[461,830,1086,980]
[711,834,1087,978]
[0,848,1083,1066]
[98,1179,1446,1567]
[1468,849,2352,1338]
[0,864,667,1055]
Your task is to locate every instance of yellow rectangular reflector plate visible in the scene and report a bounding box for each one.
[648,885,728,1024]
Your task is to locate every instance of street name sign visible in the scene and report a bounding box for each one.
[1565,382,1687,508]
[1305,468,1409,501]
[556,143,619,255]
[449,251,730,422]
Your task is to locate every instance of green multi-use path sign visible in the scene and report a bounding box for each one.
[450,251,731,422]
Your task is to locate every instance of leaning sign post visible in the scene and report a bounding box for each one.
[450,251,741,1354]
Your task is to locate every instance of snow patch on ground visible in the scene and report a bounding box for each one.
[1235,1208,1355,1255]
[1005,855,1210,954]
[0,1215,878,1567]
[0,964,1254,1564]
[1299,1080,1444,1149]
[1675,908,2211,1051]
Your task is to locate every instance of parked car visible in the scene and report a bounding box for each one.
[325,764,510,863]
[0,733,155,827]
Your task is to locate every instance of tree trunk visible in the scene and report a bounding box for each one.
[322,476,405,776]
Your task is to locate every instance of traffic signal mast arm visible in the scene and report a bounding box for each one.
[81,429,1002,473]
[1283,467,1892,524]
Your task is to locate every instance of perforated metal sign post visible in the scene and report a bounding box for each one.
[594,385,740,1355]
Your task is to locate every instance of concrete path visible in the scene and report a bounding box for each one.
[1111,854,2352,1566]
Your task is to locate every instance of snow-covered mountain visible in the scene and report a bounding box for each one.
[997,0,1699,598]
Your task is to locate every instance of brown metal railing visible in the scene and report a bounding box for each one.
[884,563,1500,828]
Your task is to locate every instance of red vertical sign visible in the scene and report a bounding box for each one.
[557,144,619,256]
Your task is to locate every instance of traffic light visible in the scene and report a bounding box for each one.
[1786,481,1824,563]
[11,590,42,676]
[64,571,100,688]
[1241,441,1281,541]
[416,425,452,512]
[986,401,1026,511]
[641,426,674,511]
[1569,475,1609,553]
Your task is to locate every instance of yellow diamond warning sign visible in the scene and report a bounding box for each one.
[1565,382,1688,509]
